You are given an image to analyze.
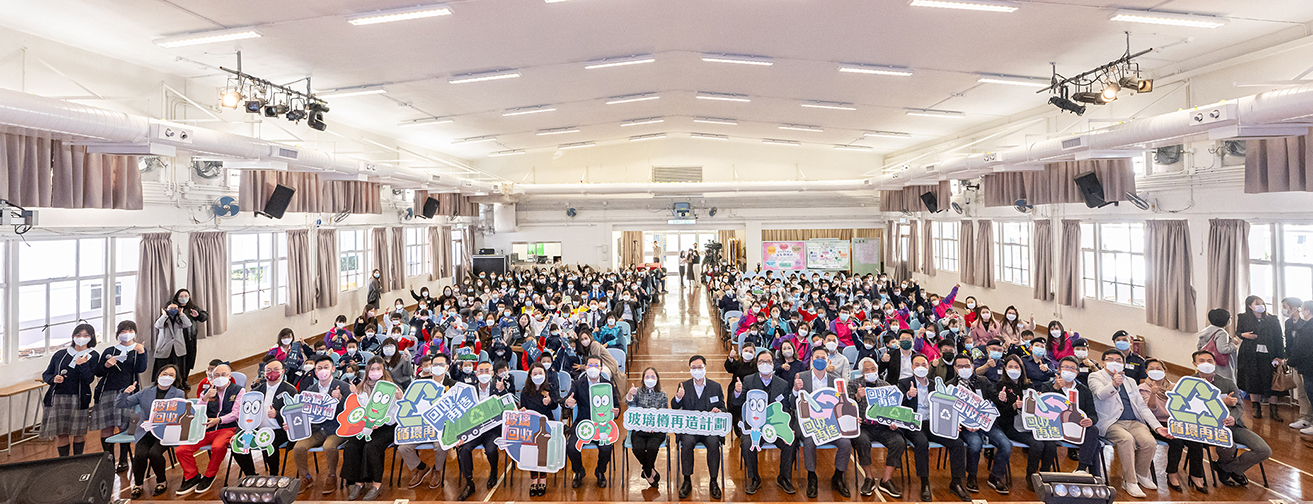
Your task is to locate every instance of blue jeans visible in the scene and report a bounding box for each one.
[962,426,1011,479]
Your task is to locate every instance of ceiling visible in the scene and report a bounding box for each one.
[3,0,1313,178]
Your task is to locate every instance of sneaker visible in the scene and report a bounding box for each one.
[194,476,216,494]
[1290,419,1313,429]
[175,476,199,495]
[1301,425,1313,435]
[878,478,902,498]
[860,478,876,497]
[1072,469,1090,475]
[1137,475,1157,490]
[987,474,1010,495]
[964,477,979,493]
[1123,482,1146,498]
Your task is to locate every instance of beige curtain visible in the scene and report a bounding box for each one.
[976,220,995,289]
[459,227,475,281]
[879,181,951,213]
[922,220,936,276]
[1145,220,1197,332]
[285,229,315,316]
[959,220,976,285]
[322,181,382,214]
[437,226,453,278]
[1033,220,1054,301]
[1245,132,1313,193]
[0,133,142,209]
[620,231,643,266]
[854,228,881,238]
[883,222,896,275]
[315,229,339,309]
[435,193,481,217]
[187,232,228,339]
[389,227,406,290]
[1207,219,1250,321]
[1057,220,1084,307]
[760,229,856,241]
[371,228,391,291]
[428,225,444,280]
[907,220,920,274]
[136,233,175,375]
[238,171,323,214]
[982,159,1136,206]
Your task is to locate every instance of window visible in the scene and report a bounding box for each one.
[1249,223,1313,306]
[339,230,369,291]
[994,222,1032,286]
[932,221,959,271]
[113,236,140,329]
[452,230,465,272]
[229,232,287,314]
[16,238,138,360]
[404,227,431,277]
[897,224,910,263]
[1081,222,1146,306]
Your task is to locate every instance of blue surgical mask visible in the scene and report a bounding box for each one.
[812,358,827,371]
[989,350,1003,360]
[1114,340,1131,352]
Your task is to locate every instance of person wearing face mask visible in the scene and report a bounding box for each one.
[973,339,1007,383]
[968,305,1002,349]
[1037,357,1100,476]
[1278,297,1313,431]
[990,355,1056,492]
[829,306,858,347]
[949,353,1009,495]
[625,367,669,489]
[961,297,980,327]
[1089,349,1172,498]
[118,364,185,497]
[880,329,918,382]
[855,333,881,367]
[367,268,383,307]
[519,362,563,496]
[455,361,511,500]
[232,359,295,478]
[730,351,798,495]
[595,315,631,349]
[1109,331,1147,384]
[1190,350,1270,487]
[899,354,970,501]
[670,355,726,499]
[169,288,209,387]
[379,337,414,390]
[1023,335,1056,383]
[92,320,149,472]
[342,359,402,501]
[1044,320,1077,362]
[1291,300,1313,435]
[174,364,243,496]
[1138,358,1204,493]
[1070,339,1102,384]
[388,297,412,325]
[997,305,1032,347]
[847,358,905,498]
[571,330,625,389]
[338,340,366,374]
[410,284,435,312]
[398,355,454,490]
[792,347,853,498]
[563,356,621,489]
[1235,295,1285,421]
[725,344,760,408]
[152,302,192,390]
[323,315,353,355]
[266,328,309,384]
[41,323,100,458]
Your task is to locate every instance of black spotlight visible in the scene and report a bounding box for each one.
[1072,91,1110,105]
[1030,472,1115,504]
[286,108,306,122]
[1049,96,1086,116]
[263,104,289,117]
[307,102,330,114]
[307,110,327,131]
[221,475,301,504]
[244,99,265,113]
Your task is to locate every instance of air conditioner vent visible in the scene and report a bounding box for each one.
[651,166,703,183]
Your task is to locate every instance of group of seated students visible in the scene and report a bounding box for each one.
[706,266,1273,501]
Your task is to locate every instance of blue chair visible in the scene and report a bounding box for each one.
[841,347,859,369]
[509,370,528,392]
[607,349,626,375]
[622,431,671,493]
[359,351,375,362]
[674,436,727,494]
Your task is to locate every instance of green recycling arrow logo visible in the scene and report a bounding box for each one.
[1166,376,1228,427]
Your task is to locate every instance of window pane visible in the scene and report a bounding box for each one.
[231,234,257,262]
[115,275,137,315]
[1285,265,1313,303]
[1129,224,1145,253]
[79,239,106,276]
[116,236,140,273]
[1080,223,1093,249]
[1284,224,1313,265]
[1250,224,1273,262]
[20,240,76,281]
[1250,263,1274,306]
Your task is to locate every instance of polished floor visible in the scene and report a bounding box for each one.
[2,279,1311,502]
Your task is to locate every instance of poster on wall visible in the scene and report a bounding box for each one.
[762,241,806,270]
[805,239,852,270]
[852,237,883,276]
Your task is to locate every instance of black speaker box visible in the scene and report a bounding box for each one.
[919,191,940,213]
[258,184,296,219]
[0,453,114,504]
[421,197,439,219]
[1073,171,1114,208]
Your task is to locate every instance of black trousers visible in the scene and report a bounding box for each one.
[630,431,665,473]
[1152,430,1204,477]
[1001,422,1057,476]
[567,433,613,477]
[678,434,722,477]
[459,429,501,480]
[902,422,966,479]
[740,437,796,481]
[132,434,169,486]
[852,422,906,470]
[233,429,289,476]
[341,425,396,484]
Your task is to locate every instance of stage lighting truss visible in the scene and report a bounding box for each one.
[217,51,330,129]
[1043,33,1154,115]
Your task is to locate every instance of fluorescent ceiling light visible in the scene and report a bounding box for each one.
[909,0,1019,13]
[347,4,453,25]
[451,135,498,145]
[779,124,823,133]
[835,144,873,151]
[802,101,857,111]
[864,130,913,138]
[488,149,525,157]
[693,117,738,126]
[605,93,660,105]
[502,105,556,116]
[622,117,665,127]
[584,54,656,69]
[629,133,667,142]
[544,0,573,3]
[838,63,914,76]
[537,127,580,136]
[1110,9,1227,28]
[397,116,454,127]
[691,133,729,141]
[905,108,965,118]
[316,86,387,98]
[696,92,751,102]
[448,69,520,84]
[558,141,595,150]
[154,27,261,48]
[762,139,801,146]
[701,53,773,66]
[976,73,1050,87]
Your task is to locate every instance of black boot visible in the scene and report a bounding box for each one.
[679,477,692,499]
[806,471,818,498]
[459,479,475,501]
[950,478,971,501]
[1252,402,1263,419]
[920,479,932,501]
[1270,403,1283,422]
[832,471,849,498]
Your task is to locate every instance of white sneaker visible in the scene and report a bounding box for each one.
[1301,425,1313,435]
[1123,482,1146,498]
[1137,476,1157,490]
[1290,419,1312,429]
[1072,469,1089,475]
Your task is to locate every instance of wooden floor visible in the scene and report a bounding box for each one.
[3,280,1312,502]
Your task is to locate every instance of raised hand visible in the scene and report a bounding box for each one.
[123,382,137,394]
[675,383,685,401]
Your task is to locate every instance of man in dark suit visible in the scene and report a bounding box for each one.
[793,347,852,498]
[730,350,797,496]
[1037,356,1101,479]
[564,355,621,489]
[233,359,297,477]
[898,353,970,502]
[879,329,918,383]
[290,356,353,495]
[670,355,727,499]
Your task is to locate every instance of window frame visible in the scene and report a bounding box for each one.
[994,221,1032,286]
[404,227,431,278]
[14,236,139,361]
[228,232,287,315]
[1081,222,1147,307]
[1249,222,1313,307]
[932,221,959,272]
[339,229,370,292]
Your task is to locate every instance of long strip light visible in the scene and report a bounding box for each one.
[451,135,498,145]
[837,63,914,76]
[154,27,261,48]
[397,116,454,127]
[835,144,874,151]
[558,141,595,150]
[693,117,738,126]
[909,0,1019,13]
[622,117,665,127]
[691,133,730,141]
[779,124,824,132]
[905,108,965,118]
[976,73,1050,87]
[347,4,453,25]
[802,101,857,111]
[536,127,580,136]
[488,149,526,157]
[448,69,520,84]
[864,130,913,138]
[696,92,751,102]
[701,53,774,66]
[584,54,656,69]
[605,93,660,105]
[629,133,667,142]
[1110,9,1228,28]
[502,105,556,116]
[316,86,387,98]
[762,138,801,146]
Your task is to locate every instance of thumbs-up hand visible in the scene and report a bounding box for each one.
[675,383,686,401]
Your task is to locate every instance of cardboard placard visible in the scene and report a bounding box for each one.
[502,410,566,473]
[1021,389,1088,443]
[623,407,733,437]
[149,398,207,446]
[572,383,620,449]
[863,386,920,431]
[393,379,447,445]
[739,389,795,450]
[794,380,861,445]
[335,380,399,440]
[1165,377,1234,448]
[230,391,276,455]
[439,393,517,450]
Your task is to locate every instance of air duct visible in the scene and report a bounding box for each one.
[516,179,875,195]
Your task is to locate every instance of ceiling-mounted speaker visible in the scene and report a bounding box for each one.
[257,184,295,219]
[421,197,439,219]
[1073,171,1114,209]
[919,191,941,213]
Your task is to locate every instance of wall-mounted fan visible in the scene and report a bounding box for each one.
[1125,192,1156,211]
[212,196,240,218]
[191,159,224,179]
[1013,198,1033,214]
[402,207,414,221]
[566,208,577,218]
[1154,145,1184,165]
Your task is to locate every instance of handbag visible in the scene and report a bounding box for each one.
[1203,328,1230,367]
[1272,363,1297,392]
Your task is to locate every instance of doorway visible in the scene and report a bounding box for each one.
[644,230,717,275]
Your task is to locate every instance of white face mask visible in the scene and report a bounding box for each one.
[956,367,973,380]
[757,363,774,375]
[586,367,601,379]
[742,350,754,360]
[477,373,492,384]
[211,376,231,388]
[797,330,809,338]
[825,341,838,352]
[864,372,880,382]
[118,333,135,342]
[1105,361,1125,374]
[965,302,976,310]
[383,346,396,357]
[1060,370,1078,383]
[73,336,91,347]
[1146,369,1166,381]
[644,378,658,388]
[690,368,706,380]
[1253,304,1266,314]
[157,375,176,387]
[1006,368,1022,380]
[336,322,346,329]
[1196,362,1217,375]
[1073,349,1089,359]
[912,366,929,378]
[281,338,293,346]
[1005,313,1017,321]
[531,373,546,385]
[433,364,447,376]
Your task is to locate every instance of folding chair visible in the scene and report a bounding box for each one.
[622,431,671,493]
